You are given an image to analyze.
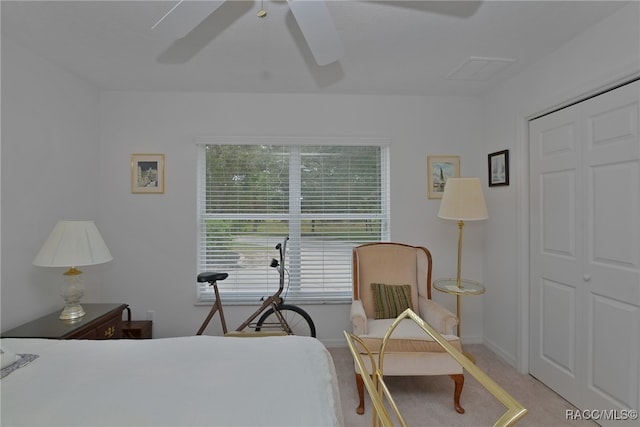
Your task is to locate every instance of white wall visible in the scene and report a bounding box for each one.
[481,2,640,369]
[1,37,101,330]
[1,32,488,344]
[96,92,486,344]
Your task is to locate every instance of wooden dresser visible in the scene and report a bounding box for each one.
[1,303,128,339]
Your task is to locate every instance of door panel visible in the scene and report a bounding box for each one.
[588,294,639,409]
[541,278,576,376]
[591,162,637,267]
[542,170,576,257]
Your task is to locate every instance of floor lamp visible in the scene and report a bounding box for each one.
[437,178,488,337]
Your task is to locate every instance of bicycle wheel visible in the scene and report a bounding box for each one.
[255,304,316,337]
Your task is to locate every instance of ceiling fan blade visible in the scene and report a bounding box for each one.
[287,0,344,66]
[152,0,226,38]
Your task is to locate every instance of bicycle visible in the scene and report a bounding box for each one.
[196,237,316,337]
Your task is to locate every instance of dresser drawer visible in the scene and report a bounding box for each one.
[95,316,122,339]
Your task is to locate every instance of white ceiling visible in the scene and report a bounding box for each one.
[1,1,629,96]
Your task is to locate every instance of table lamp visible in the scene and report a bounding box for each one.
[33,220,113,320]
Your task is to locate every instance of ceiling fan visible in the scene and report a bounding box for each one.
[151,0,344,66]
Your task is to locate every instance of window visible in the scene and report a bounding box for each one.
[197,137,390,303]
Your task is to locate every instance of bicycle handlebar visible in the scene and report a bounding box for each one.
[271,237,289,277]
[279,237,289,261]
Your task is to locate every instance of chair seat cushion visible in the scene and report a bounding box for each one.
[359,318,461,353]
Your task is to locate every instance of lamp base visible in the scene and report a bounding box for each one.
[60,267,86,320]
[59,303,86,320]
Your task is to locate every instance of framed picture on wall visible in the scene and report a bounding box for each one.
[427,155,460,199]
[131,154,165,194]
[488,150,509,187]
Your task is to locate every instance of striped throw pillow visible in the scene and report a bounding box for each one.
[371,283,413,320]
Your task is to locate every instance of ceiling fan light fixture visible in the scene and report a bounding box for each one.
[257,0,267,18]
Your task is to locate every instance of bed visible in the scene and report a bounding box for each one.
[1,335,344,427]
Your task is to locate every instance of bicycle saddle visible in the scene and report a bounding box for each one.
[197,272,229,283]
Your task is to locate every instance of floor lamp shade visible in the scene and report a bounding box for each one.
[438,178,488,221]
[33,220,112,320]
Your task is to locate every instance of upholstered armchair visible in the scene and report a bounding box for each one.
[350,242,465,415]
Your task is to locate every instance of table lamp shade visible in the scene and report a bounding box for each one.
[33,220,113,268]
[438,178,488,221]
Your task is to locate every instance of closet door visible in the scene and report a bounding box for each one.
[529,100,584,404]
[580,82,639,415]
[530,81,640,422]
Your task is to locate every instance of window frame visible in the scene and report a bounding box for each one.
[196,136,391,304]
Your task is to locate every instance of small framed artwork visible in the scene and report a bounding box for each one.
[131,154,165,194]
[427,155,460,199]
[488,150,509,187]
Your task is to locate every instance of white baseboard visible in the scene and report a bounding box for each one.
[483,336,518,369]
[462,334,483,345]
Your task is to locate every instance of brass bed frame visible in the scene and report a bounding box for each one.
[344,309,527,427]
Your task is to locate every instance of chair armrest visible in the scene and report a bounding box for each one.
[350,300,367,335]
[417,296,458,335]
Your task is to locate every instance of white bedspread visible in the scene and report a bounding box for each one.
[1,335,344,427]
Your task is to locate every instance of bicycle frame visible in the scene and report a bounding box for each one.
[234,237,291,333]
[196,237,294,336]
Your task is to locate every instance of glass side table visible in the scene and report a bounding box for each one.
[433,278,485,362]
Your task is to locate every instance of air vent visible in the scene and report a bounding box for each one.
[447,56,517,81]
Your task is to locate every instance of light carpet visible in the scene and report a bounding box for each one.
[328,344,598,427]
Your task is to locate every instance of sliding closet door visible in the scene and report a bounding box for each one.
[580,82,640,415]
[530,81,640,423]
[529,103,583,403]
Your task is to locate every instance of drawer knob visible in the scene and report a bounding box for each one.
[104,326,116,338]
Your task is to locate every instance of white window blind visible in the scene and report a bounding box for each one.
[197,140,390,303]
